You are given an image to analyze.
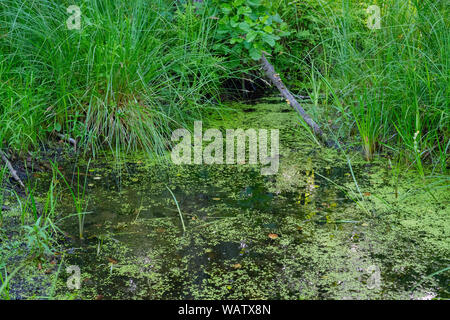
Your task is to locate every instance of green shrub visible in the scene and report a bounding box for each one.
[0,0,230,155]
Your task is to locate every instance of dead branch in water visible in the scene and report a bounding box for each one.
[0,150,25,189]
[55,132,77,151]
[260,53,325,142]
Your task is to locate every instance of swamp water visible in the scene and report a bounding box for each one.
[23,100,450,299]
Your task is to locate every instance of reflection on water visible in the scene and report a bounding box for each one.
[51,158,370,299]
[39,100,448,300]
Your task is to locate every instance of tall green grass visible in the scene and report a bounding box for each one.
[308,0,448,173]
[0,0,229,156]
[52,160,90,239]
[0,0,447,174]
[5,159,91,256]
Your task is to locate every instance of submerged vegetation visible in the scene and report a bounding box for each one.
[1,101,448,300]
[0,0,448,301]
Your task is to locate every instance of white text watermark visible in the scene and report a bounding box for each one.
[171,122,279,175]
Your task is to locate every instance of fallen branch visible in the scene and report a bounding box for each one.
[55,132,77,151]
[293,94,312,100]
[260,53,325,142]
[0,151,25,189]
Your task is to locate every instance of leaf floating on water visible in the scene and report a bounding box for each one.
[268,233,279,240]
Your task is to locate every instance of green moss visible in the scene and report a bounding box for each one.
[2,99,448,300]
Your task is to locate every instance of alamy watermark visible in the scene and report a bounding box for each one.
[367,265,381,290]
[171,121,279,175]
[66,265,81,290]
[66,5,81,30]
[66,4,381,31]
[367,5,381,30]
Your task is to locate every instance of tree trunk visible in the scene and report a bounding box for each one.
[260,54,325,141]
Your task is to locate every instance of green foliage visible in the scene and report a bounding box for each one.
[51,161,90,239]
[0,0,448,173]
[200,0,290,63]
[22,216,54,258]
[0,268,11,300]
[271,0,335,88]
[287,0,449,172]
[0,0,230,155]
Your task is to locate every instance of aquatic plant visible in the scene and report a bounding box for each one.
[22,216,55,258]
[13,170,61,258]
[51,161,90,240]
[166,185,186,234]
[0,265,23,300]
